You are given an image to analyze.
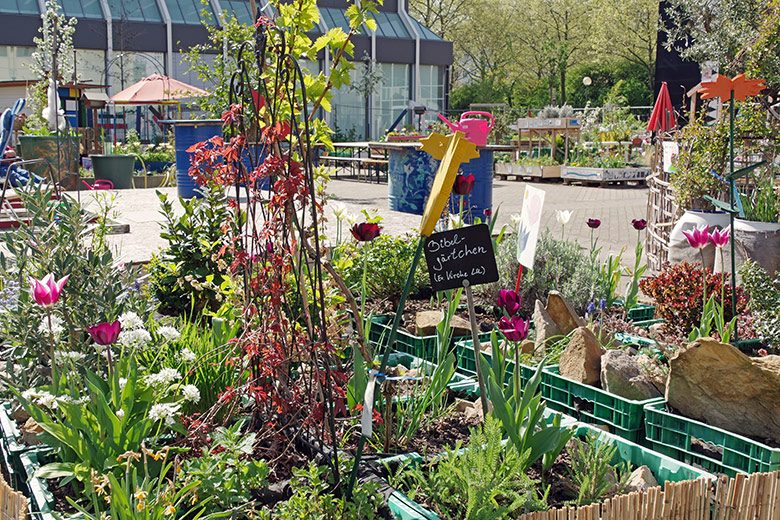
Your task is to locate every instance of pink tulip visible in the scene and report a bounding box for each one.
[496,289,522,316]
[709,228,730,248]
[87,321,121,346]
[681,225,710,249]
[498,316,530,342]
[30,274,69,307]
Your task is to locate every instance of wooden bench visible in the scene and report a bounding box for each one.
[320,155,388,183]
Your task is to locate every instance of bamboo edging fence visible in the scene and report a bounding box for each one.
[520,470,780,520]
[0,474,26,520]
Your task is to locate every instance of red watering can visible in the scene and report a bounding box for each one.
[437,111,495,147]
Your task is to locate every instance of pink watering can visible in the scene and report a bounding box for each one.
[437,111,495,147]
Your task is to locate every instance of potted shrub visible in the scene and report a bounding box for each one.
[734,171,780,276]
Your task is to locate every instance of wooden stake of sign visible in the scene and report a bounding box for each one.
[463,279,489,415]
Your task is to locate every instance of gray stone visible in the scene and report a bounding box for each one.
[559,326,602,385]
[21,417,42,446]
[415,310,443,336]
[667,337,780,443]
[449,315,472,337]
[546,291,586,335]
[600,350,663,401]
[626,465,658,493]
[533,299,561,350]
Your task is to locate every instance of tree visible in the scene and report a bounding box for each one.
[409,0,471,39]
[591,0,659,93]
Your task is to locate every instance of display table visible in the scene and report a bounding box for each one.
[369,141,513,220]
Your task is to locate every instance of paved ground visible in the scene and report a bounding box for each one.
[74,179,649,264]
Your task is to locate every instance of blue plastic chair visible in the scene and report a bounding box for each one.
[0,98,46,187]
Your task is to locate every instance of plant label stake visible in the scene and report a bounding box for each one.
[423,223,499,412]
[347,131,478,497]
[515,185,546,291]
[700,73,766,339]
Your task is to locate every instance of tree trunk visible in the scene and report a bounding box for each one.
[560,65,566,105]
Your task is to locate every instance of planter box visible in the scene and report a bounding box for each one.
[613,332,658,348]
[0,402,36,491]
[453,338,555,387]
[561,166,650,183]
[386,418,713,519]
[644,400,780,476]
[132,174,167,189]
[517,165,560,178]
[367,315,491,364]
[384,352,475,393]
[19,449,66,520]
[542,366,663,443]
[18,135,80,183]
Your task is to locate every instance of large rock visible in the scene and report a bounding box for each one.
[626,466,658,493]
[533,299,561,350]
[546,291,585,334]
[600,350,663,401]
[449,315,472,337]
[415,310,442,336]
[559,326,602,385]
[667,338,780,443]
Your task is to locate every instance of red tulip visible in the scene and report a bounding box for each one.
[87,321,122,346]
[586,218,601,229]
[498,316,530,342]
[350,222,381,242]
[632,218,647,231]
[708,228,730,248]
[496,289,521,316]
[30,274,69,307]
[453,174,475,196]
[682,225,710,249]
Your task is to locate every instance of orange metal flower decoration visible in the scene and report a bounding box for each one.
[700,73,766,102]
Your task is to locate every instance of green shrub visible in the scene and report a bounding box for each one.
[739,260,780,348]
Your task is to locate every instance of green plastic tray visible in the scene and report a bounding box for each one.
[383,352,475,392]
[452,339,552,387]
[0,401,38,492]
[644,400,780,476]
[627,303,656,321]
[613,332,658,348]
[19,449,66,520]
[542,366,663,443]
[368,315,491,364]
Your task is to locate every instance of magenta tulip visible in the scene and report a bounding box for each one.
[30,274,69,307]
[586,218,601,229]
[350,222,381,242]
[498,316,530,342]
[496,289,521,316]
[453,174,475,196]
[682,225,710,249]
[632,218,647,231]
[87,321,121,346]
[709,228,730,248]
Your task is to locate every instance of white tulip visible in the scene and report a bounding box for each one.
[449,214,464,229]
[331,201,347,221]
[556,210,572,225]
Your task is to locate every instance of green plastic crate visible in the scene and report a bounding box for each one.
[627,303,656,321]
[0,401,37,491]
[453,339,551,387]
[542,366,663,443]
[383,352,475,392]
[632,318,665,330]
[20,449,65,520]
[644,400,780,476]
[613,332,658,348]
[368,315,491,363]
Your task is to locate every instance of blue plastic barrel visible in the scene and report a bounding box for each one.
[166,120,222,198]
[452,148,494,223]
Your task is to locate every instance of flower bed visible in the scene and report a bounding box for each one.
[644,400,780,476]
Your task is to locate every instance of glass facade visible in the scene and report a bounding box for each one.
[165,0,216,24]
[106,0,163,21]
[331,67,365,140]
[75,49,106,84]
[418,64,444,112]
[107,51,165,90]
[319,7,351,32]
[373,63,410,136]
[172,51,215,89]
[0,0,39,15]
[0,46,36,82]
[219,0,253,24]
[59,0,104,18]
[373,12,410,38]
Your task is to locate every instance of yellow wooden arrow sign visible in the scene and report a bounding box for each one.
[419,131,480,236]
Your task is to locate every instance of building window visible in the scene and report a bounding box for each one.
[106,0,163,22]
[418,65,444,112]
[219,0,253,24]
[372,12,410,39]
[373,63,410,137]
[0,46,36,82]
[75,49,106,84]
[319,7,350,32]
[0,0,39,15]
[58,0,104,19]
[165,0,216,24]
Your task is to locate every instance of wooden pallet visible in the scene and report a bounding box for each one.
[494,173,561,182]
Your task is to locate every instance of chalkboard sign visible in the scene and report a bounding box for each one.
[424,224,499,292]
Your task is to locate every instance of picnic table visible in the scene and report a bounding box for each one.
[319,142,388,183]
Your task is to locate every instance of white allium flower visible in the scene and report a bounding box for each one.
[145,368,181,388]
[119,328,152,349]
[38,315,64,339]
[157,326,180,341]
[331,201,347,221]
[119,378,128,391]
[182,385,200,404]
[55,351,86,364]
[149,403,180,427]
[21,389,38,401]
[118,311,144,331]
[35,391,58,409]
[179,348,196,363]
[116,409,125,419]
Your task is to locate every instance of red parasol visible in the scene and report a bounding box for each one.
[109,74,208,105]
[647,81,676,132]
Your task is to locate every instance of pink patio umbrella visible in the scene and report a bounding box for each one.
[647,81,677,132]
[109,74,208,105]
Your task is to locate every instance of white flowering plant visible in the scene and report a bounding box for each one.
[13,355,191,484]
